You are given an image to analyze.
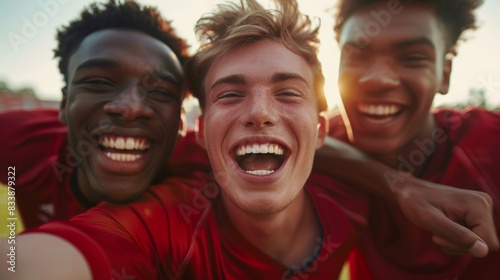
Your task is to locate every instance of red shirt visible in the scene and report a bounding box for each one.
[0,109,211,229]
[329,108,500,280]
[29,171,360,280]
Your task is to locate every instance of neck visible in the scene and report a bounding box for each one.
[223,190,321,268]
[76,168,102,206]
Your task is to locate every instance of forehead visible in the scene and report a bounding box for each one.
[205,40,314,87]
[339,2,446,50]
[68,29,182,78]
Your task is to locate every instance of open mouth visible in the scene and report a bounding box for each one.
[234,143,287,176]
[357,103,402,120]
[99,134,150,162]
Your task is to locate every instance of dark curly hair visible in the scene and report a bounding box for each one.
[54,0,190,87]
[333,0,483,55]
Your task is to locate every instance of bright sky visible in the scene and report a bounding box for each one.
[0,0,499,108]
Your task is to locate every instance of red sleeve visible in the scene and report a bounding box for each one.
[0,109,67,188]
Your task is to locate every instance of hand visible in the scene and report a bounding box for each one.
[393,175,499,257]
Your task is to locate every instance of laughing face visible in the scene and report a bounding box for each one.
[197,40,327,216]
[338,2,451,164]
[60,29,184,202]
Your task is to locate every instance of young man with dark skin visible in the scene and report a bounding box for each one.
[0,0,195,229]
[316,0,500,278]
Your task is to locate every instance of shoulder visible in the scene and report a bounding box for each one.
[433,107,500,147]
[434,108,500,193]
[90,171,213,235]
[306,175,367,231]
[0,108,66,146]
[0,108,62,127]
[0,108,68,185]
[434,107,500,133]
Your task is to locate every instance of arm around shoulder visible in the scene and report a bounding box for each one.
[314,135,499,256]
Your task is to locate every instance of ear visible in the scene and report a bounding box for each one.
[58,87,68,125]
[438,58,452,95]
[195,116,207,150]
[177,107,187,138]
[316,112,329,149]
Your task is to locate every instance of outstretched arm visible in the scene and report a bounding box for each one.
[314,136,499,257]
[0,233,92,280]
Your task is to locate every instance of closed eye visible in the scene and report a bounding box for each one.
[82,78,113,86]
[218,91,243,99]
[75,78,115,92]
[147,88,181,103]
[277,91,301,97]
[400,54,433,67]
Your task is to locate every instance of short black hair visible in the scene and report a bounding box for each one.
[334,0,483,55]
[54,0,190,86]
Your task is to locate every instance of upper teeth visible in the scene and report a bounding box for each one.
[236,143,284,156]
[102,136,150,150]
[358,104,400,116]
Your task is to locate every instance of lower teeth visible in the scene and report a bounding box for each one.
[245,170,275,176]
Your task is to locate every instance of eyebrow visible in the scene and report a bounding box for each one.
[75,58,120,72]
[394,37,436,49]
[209,72,309,91]
[270,72,309,87]
[342,37,436,50]
[75,58,180,86]
[209,74,246,91]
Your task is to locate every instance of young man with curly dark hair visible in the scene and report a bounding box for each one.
[0,0,195,229]
[319,0,500,278]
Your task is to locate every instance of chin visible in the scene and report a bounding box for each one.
[238,198,290,216]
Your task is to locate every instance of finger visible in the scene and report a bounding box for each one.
[432,235,488,257]
[463,195,500,251]
[465,219,500,251]
[423,209,483,254]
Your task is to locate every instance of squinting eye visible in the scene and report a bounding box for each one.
[404,55,427,61]
[84,79,113,86]
[278,91,300,97]
[149,89,180,101]
[218,92,242,99]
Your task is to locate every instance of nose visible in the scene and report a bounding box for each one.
[358,58,400,92]
[240,92,278,128]
[103,86,154,121]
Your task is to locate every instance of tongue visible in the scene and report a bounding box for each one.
[239,154,280,171]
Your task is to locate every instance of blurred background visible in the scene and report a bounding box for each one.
[0,0,499,113]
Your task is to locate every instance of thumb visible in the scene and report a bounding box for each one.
[432,235,488,257]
